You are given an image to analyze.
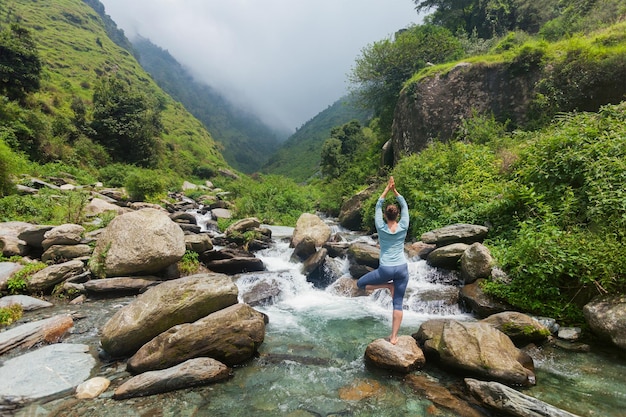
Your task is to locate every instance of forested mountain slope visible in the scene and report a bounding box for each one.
[132,37,286,174]
[262,96,371,182]
[1,0,228,177]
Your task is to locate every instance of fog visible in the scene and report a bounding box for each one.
[99,0,422,132]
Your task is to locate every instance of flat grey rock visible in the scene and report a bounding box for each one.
[0,295,53,311]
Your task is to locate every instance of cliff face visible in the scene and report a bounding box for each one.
[391,62,540,160]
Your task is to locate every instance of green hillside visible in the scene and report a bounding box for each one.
[0,0,228,177]
[132,37,286,174]
[262,95,371,182]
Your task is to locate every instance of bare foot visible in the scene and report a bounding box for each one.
[388,336,398,345]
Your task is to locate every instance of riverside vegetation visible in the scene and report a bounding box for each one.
[1,0,625,364]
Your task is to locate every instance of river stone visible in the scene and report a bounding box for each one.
[460,243,494,284]
[0,344,95,402]
[84,198,126,217]
[338,184,377,231]
[481,312,551,346]
[406,241,436,259]
[348,242,380,269]
[89,208,186,277]
[364,336,425,373]
[211,208,232,220]
[240,278,281,307]
[460,279,510,318]
[583,295,626,350]
[83,277,161,295]
[0,314,74,355]
[414,319,536,387]
[204,257,265,275]
[404,374,485,417]
[0,221,33,238]
[42,244,93,263]
[28,260,85,293]
[0,235,28,257]
[75,377,111,399]
[226,217,261,236]
[127,303,265,372]
[17,225,54,248]
[41,224,85,251]
[184,233,213,253]
[101,273,238,358]
[114,357,230,400]
[421,224,489,246]
[323,241,349,258]
[427,243,468,269]
[328,276,368,297]
[170,212,197,225]
[0,262,23,291]
[557,327,582,341]
[465,378,581,417]
[292,236,317,261]
[0,295,53,311]
[291,213,331,248]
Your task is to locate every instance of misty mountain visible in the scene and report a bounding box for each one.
[262,95,371,182]
[131,37,287,174]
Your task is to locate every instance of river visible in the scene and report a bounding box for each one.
[11,225,626,416]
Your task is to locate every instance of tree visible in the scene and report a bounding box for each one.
[0,24,42,101]
[90,77,162,167]
[349,24,462,133]
[413,0,561,38]
[320,120,366,178]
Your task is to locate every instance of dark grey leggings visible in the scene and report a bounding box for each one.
[356,264,409,311]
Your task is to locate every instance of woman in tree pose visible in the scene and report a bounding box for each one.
[357,176,410,345]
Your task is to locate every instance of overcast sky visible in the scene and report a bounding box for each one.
[99,0,423,132]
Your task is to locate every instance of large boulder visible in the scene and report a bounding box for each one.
[17,225,54,249]
[421,224,489,247]
[426,243,469,269]
[414,319,536,387]
[184,233,213,254]
[364,336,425,373]
[28,260,85,293]
[0,235,28,257]
[84,198,127,217]
[291,213,331,248]
[481,312,551,346]
[460,279,511,318]
[338,185,377,230]
[225,217,261,236]
[89,208,186,277]
[100,273,238,358]
[127,303,265,372]
[460,243,494,284]
[114,358,230,400]
[348,242,380,269]
[583,295,626,351]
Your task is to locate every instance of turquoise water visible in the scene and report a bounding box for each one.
[12,232,626,416]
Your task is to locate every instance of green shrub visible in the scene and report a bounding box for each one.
[0,138,16,196]
[125,169,166,202]
[7,261,46,294]
[178,250,199,276]
[99,163,135,187]
[0,304,23,327]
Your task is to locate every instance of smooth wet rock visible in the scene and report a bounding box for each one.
[348,242,380,269]
[557,327,582,341]
[0,295,53,311]
[465,378,581,417]
[426,243,468,269]
[75,377,111,399]
[240,278,281,307]
[89,208,186,278]
[404,374,486,417]
[338,379,383,401]
[84,198,127,217]
[0,314,74,355]
[184,233,213,253]
[204,257,265,275]
[41,224,85,250]
[364,336,425,373]
[114,358,230,399]
[101,273,238,358]
[225,217,261,236]
[292,236,317,261]
[127,303,265,372]
[415,319,536,387]
[83,277,161,295]
[0,344,95,402]
[460,279,510,318]
[328,276,368,297]
[405,241,436,259]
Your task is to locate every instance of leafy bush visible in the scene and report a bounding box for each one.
[99,163,135,187]
[0,304,23,327]
[7,261,47,294]
[178,250,200,276]
[0,139,16,196]
[125,169,167,201]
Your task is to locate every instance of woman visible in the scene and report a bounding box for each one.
[357,176,409,345]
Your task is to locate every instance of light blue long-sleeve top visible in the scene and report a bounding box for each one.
[375,195,409,266]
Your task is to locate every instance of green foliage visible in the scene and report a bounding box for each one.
[178,250,200,276]
[0,304,23,327]
[228,174,317,226]
[0,24,42,101]
[320,120,365,178]
[90,76,163,167]
[7,261,46,294]
[124,169,167,202]
[349,24,463,133]
[98,163,134,188]
[0,138,17,196]
[539,0,626,40]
